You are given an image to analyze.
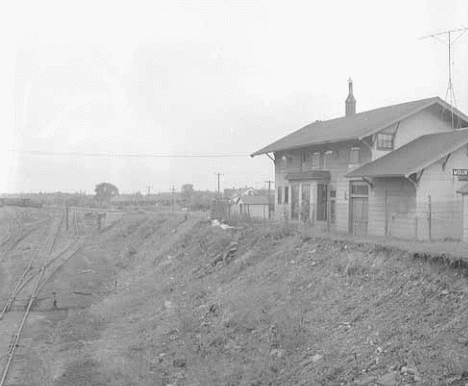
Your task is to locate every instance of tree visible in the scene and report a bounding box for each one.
[94,182,119,202]
[180,184,195,204]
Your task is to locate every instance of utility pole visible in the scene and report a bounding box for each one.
[146,186,152,203]
[214,172,224,197]
[420,27,468,129]
[65,199,69,231]
[171,185,176,213]
[265,179,274,219]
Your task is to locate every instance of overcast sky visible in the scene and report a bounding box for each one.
[1,0,467,194]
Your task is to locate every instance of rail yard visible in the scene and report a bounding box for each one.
[0,207,88,384]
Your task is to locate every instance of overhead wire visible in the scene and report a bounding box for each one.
[7,150,251,158]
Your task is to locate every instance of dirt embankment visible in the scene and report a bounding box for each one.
[7,210,468,386]
[31,215,465,386]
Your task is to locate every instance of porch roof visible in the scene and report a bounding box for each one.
[346,128,468,178]
[286,170,331,181]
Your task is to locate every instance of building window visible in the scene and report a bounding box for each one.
[330,200,336,223]
[277,186,283,204]
[349,147,360,164]
[317,184,328,221]
[376,133,394,150]
[324,150,333,169]
[301,151,310,163]
[312,152,321,169]
[351,184,369,196]
[284,186,289,204]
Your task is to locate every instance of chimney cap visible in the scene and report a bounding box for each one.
[345,78,356,116]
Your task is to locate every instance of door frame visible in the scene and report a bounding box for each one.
[348,181,370,235]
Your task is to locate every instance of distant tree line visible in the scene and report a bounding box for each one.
[5,182,220,211]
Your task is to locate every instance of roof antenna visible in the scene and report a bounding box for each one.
[420,27,468,129]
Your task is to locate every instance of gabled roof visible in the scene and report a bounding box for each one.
[251,97,468,156]
[346,128,468,178]
[230,187,256,199]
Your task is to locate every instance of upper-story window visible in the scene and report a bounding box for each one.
[349,147,360,164]
[279,155,293,169]
[324,150,333,169]
[312,152,321,169]
[376,133,394,150]
[301,151,310,163]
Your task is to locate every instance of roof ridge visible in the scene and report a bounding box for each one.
[251,95,468,157]
[316,96,439,124]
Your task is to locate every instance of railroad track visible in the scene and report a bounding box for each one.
[0,208,52,260]
[0,209,87,385]
[0,208,24,252]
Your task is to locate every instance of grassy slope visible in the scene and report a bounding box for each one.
[58,216,468,385]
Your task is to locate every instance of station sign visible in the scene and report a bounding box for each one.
[453,169,468,180]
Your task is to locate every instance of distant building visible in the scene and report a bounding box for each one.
[227,187,256,202]
[252,79,468,241]
[230,195,271,219]
[228,188,272,219]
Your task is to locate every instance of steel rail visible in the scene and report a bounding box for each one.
[0,213,61,318]
[0,227,48,320]
[0,237,81,318]
[0,211,86,386]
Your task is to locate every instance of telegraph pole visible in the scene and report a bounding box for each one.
[214,172,224,196]
[420,26,468,129]
[146,186,152,203]
[171,185,176,213]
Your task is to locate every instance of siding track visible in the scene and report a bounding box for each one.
[0,209,88,386]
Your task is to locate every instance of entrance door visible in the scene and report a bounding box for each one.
[291,184,300,220]
[351,197,368,236]
[301,184,311,221]
[349,182,369,236]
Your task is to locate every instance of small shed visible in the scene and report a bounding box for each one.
[230,196,271,219]
[457,182,468,242]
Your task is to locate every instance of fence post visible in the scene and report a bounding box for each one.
[414,217,418,240]
[384,190,388,237]
[428,195,432,241]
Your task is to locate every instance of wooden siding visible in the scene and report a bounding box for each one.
[368,178,417,238]
[416,145,467,240]
[463,195,468,242]
[365,145,467,240]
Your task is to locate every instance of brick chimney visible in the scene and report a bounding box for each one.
[345,78,356,116]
